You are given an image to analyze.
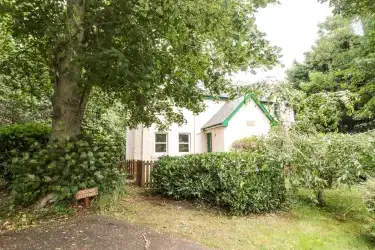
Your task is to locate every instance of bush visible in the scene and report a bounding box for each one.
[231,136,265,152]
[359,177,375,240]
[151,152,287,214]
[360,177,375,213]
[232,127,375,205]
[260,128,375,205]
[9,133,125,205]
[0,123,50,182]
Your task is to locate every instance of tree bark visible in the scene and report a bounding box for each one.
[317,189,325,206]
[51,0,89,140]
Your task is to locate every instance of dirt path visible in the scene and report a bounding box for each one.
[0,215,206,250]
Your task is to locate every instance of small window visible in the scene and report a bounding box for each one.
[179,133,190,153]
[155,133,167,153]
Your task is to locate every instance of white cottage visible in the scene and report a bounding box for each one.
[126,93,294,161]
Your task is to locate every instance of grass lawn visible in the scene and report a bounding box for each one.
[100,184,375,250]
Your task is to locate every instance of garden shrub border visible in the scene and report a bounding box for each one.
[0,123,51,183]
[151,152,287,214]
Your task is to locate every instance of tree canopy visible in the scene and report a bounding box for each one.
[286,15,375,132]
[0,12,52,124]
[320,0,375,17]
[0,0,280,139]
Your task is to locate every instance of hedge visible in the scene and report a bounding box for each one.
[151,152,287,214]
[0,123,125,206]
[232,129,375,205]
[231,136,265,152]
[0,123,51,182]
[8,132,125,205]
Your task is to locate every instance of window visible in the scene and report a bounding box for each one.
[179,133,190,152]
[155,133,167,153]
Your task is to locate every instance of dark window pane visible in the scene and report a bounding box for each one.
[179,144,189,152]
[155,144,167,153]
[155,134,167,142]
[179,134,189,143]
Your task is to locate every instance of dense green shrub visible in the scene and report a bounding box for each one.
[151,152,287,214]
[0,123,50,182]
[359,177,375,240]
[9,133,124,205]
[231,136,265,152]
[232,128,375,205]
[360,177,375,213]
[256,128,375,205]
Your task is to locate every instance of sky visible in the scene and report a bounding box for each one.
[232,0,332,84]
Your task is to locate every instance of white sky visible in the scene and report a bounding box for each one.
[232,0,332,84]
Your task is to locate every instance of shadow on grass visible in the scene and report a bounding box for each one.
[295,187,375,249]
[359,231,375,249]
[129,184,373,224]
[296,187,371,223]
[121,184,375,249]
[125,183,231,216]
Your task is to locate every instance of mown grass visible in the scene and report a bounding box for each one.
[101,184,375,250]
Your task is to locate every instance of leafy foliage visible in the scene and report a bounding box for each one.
[294,90,358,133]
[1,0,280,139]
[0,14,52,125]
[231,136,265,152]
[233,81,358,133]
[359,177,375,240]
[0,123,50,182]
[237,127,375,204]
[0,81,52,125]
[8,133,124,205]
[151,152,287,214]
[320,0,375,16]
[360,177,375,213]
[83,87,127,143]
[287,15,375,132]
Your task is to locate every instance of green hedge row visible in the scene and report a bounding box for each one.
[231,129,375,205]
[9,134,124,205]
[0,123,51,182]
[151,153,287,214]
[0,123,125,205]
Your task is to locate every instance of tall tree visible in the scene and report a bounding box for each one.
[0,10,52,124]
[1,0,280,140]
[319,0,375,16]
[287,15,375,132]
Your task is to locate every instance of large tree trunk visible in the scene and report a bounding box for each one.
[51,0,89,140]
[51,76,90,140]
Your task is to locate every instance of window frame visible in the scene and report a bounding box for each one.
[154,132,168,153]
[178,133,190,153]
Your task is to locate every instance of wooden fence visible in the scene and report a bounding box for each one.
[118,157,155,187]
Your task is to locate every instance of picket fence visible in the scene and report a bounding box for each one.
[118,157,155,187]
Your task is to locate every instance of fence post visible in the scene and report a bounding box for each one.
[136,160,142,186]
[149,161,153,187]
[141,161,146,187]
[133,159,137,176]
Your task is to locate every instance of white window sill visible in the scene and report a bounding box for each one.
[151,153,167,159]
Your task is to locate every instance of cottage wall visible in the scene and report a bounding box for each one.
[208,127,225,152]
[125,99,226,160]
[223,99,271,151]
[125,98,290,160]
